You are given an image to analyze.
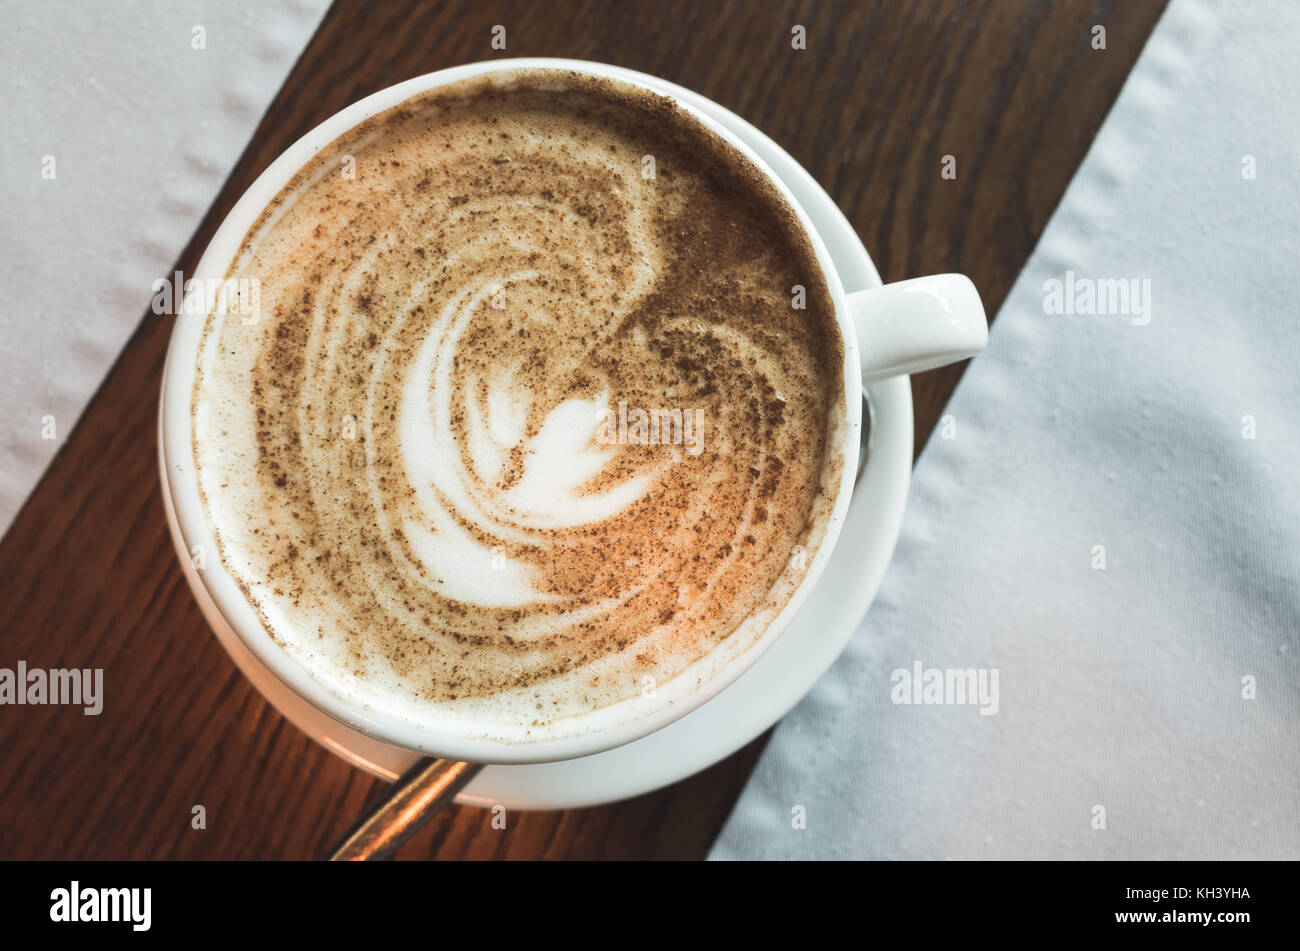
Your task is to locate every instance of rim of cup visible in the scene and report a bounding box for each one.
[159,58,863,764]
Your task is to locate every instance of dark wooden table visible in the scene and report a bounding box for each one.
[0,0,1167,859]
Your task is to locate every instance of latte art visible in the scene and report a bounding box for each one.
[193,72,846,739]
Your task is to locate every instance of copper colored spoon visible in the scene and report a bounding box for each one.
[327,758,482,860]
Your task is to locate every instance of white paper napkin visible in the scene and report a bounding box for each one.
[0,0,327,534]
[712,0,1300,859]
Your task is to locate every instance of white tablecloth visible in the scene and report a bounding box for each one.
[712,0,1300,859]
[0,0,327,533]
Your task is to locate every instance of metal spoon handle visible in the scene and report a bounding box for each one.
[327,758,483,861]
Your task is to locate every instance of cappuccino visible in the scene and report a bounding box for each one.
[193,70,846,740]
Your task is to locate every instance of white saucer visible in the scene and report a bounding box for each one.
[161,65,914,810]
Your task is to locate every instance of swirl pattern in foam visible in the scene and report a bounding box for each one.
[193,70,846,741]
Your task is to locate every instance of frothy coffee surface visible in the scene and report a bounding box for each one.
[194,70,845,741]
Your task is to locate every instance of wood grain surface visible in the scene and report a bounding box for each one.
[0,0,1168,859]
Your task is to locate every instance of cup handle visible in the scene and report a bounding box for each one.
[848,274,988,384]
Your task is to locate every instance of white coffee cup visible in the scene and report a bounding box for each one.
[159,58,986,765]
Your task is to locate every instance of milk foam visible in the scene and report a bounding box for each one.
[192,71,845,740]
